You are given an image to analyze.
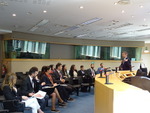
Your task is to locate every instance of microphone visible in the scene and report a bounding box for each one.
[115,67,119,73]
[105,72,113,85]
[99,70,105,78]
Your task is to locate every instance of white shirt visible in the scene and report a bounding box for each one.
[29,75,34,88]
[73,71,78,77]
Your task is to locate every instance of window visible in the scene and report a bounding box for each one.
[75,45,101,59]
[110,47,121,59]
[4,40,50,59]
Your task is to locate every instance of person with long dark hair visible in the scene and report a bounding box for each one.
[62,64,69,78]
[69,65,78,78]
[39,66,66,112]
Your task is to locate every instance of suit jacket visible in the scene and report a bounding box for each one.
[3,85,22,101]
[69,70,78,78]
[77,70,85,77]
[120,57,131,70]
[41,74,53,86]
[86,68,96,77]
[52,70,63,84]
[20,76,40,96]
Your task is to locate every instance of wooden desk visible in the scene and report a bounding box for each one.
[95,71,150,113]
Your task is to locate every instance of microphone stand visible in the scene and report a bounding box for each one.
[115,67,119,73]
[130,66,134,72]
[105,72,113,85]
[99,70,105,78]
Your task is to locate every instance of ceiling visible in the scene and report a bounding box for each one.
[0,0,150,43]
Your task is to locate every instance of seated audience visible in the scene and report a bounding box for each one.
[86,63,96,84]
[2,72,44,113]
[39,66,67,112]
[62,64,70,78]
[97,63,104,74]
[20,67,49,111]
[53,63,74,101]
[69,65,78,78]
[49,64,55,73]
[78,65,86,77]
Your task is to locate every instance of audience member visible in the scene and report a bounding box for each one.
[53,63,74,101]
[97,63,104,74]
[20,67,49,110]
[69,65,78,78]
[2,72,44,113]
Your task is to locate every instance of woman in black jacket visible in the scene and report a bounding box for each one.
[2,72,43,113]
[39,66,66,110]
[69,65,78,78]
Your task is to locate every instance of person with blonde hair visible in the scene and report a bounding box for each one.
[2,72,44,113]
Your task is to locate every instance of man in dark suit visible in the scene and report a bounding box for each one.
[52,63,74,101]
[86,63,96,84]
[78,65,86,77]
[119,51,131,70]
[20,67,48,110]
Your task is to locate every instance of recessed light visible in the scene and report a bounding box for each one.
[131,15,134,18]
[79,6,84,9]
[114,2,118,5]
[121,10,125,13]
[140,5,143,8]
[43,10,47,13]
[12,14,16,17]
[144,18,146,21]
[27,12,32,15]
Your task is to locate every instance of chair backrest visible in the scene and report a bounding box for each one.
[15,72,24,79]
[123,76,150,92]
[136,69,146,76]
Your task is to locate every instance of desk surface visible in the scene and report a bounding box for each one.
[95,70,139,91]
[95,70,150,113]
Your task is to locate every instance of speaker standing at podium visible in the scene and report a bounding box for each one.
[119,51,131,70]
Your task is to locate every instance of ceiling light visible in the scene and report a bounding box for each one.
[43,10,47,13]
[29,19,49,31]
[27,12,32,15]
[114,2,118,5]
[140,5,143,8]
[131,15,134,18]
[0,29,12,33]
[79,6,84,9]
[54,31,65,35]
[118,0,130,5]
[36,19,49,27]
[12,14,16,17]
[76,34,87,38]
[144,18,146,21]
[121,10,125,13]
[29,26,38,32]
[81,17,102,25]
[65,26,79,31]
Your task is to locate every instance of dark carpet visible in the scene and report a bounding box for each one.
[44,88,94,113]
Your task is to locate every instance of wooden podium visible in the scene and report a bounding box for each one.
[95,71,150,113]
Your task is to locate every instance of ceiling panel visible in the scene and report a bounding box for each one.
[0,0,150,42]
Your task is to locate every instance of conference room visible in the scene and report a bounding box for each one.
[0,0,150,113]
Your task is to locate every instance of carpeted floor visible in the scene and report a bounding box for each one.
[44,88,94,113]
